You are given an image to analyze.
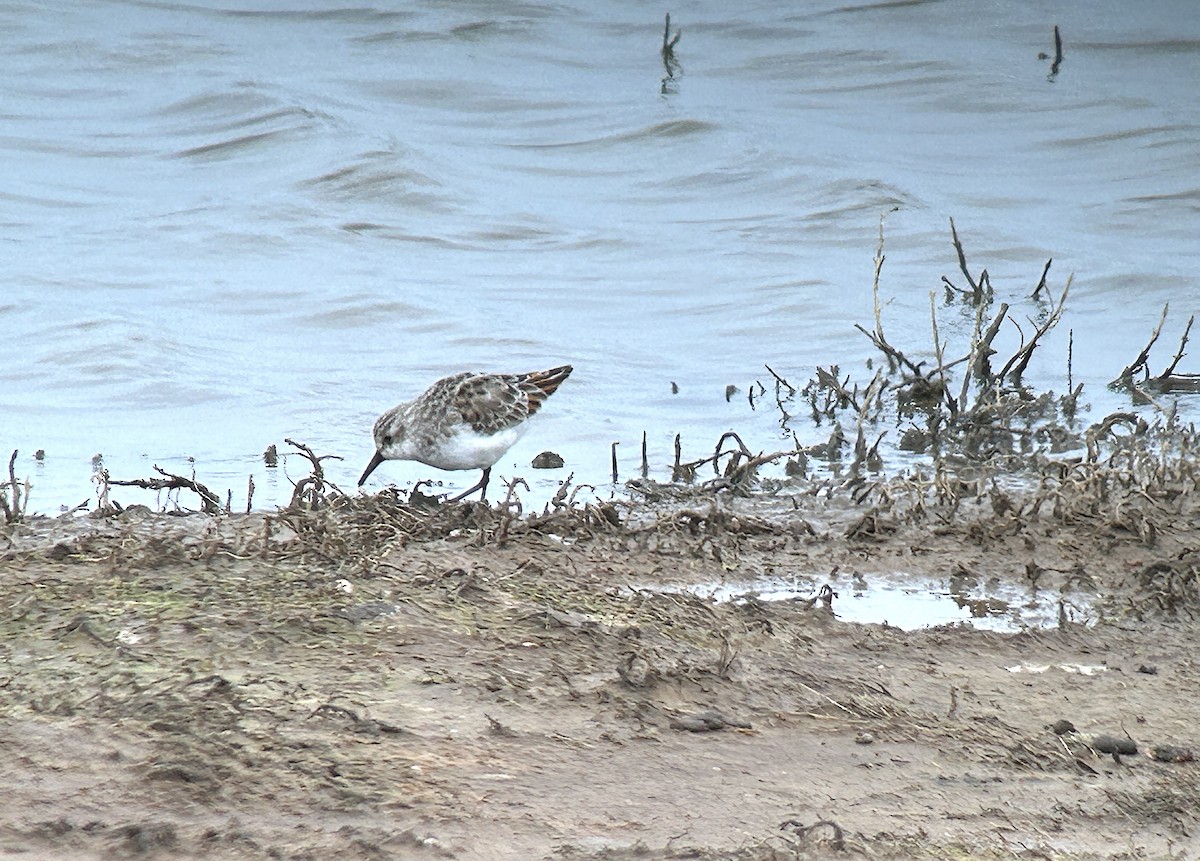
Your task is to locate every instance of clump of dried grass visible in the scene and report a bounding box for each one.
[268,472,623,574]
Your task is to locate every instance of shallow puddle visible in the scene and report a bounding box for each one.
[660,576,1092,633]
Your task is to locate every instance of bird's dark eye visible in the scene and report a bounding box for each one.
[382,434,394,446]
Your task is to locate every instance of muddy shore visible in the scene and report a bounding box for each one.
[2,460,1198,861]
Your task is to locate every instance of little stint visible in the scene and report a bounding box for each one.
[358,365,573,502]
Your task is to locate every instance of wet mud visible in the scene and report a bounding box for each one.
[3,460,1199,861]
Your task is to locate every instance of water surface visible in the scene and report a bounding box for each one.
[3,0,1198,511]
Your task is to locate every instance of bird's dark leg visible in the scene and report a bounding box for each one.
[446,467,491,504]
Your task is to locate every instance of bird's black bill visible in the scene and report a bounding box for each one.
[358,450,386,486]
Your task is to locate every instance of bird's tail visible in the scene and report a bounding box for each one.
[522,365,573,414]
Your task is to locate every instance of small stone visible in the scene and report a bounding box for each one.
[1092,735,1137,755]
[1151,745,1195,763]
[531,451,564,469]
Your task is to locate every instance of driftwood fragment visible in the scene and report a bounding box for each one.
[108,466,222,515]
[1111,306,1200,394]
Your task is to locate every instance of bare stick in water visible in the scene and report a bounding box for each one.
[1113,303,1169,387]
[661,12,681,83]
[1031,258,1053,299]
[1158,314,1195,381]
[929,292,954,416]
[662,12,681,55]
[996,276,1072,382]
[949,217,980,299]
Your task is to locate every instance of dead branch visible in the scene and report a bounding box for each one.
[855,322,925,378]
[814,366,861,413]
[713,431,754,475]
[672,434,694,483]
[949,217,980,299]
[1031,258,1053,299]
[108,466,222,515]
[282,439,346,510]
[994,276,1072,384]
[1112,303,1168,388]
[1085,413,1144,463]
[930,292,955,417]
[764,363,796,395]
[1,450,21,523]
[284,437,342,481]
[1157,313,1194,381]
[662,12,681,55]
[860,214,926,376]
[872,214,887,338]
[661,12,681,79]
[701,449,794,494]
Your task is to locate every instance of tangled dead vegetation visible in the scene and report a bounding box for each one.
[3,222,1198,629]
[4,405,1200,624]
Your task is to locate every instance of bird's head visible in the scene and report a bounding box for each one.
[358,410,407,486]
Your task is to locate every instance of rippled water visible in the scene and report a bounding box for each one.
[3,0,1199,512]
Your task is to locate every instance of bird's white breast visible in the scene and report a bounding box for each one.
[421,423,529,470]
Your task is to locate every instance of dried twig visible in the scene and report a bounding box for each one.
[284,438,344,510]
[1031,258,1053,299]
[949,217,979,298]
[764,363,796,395]
[661,12,681,80]
[871,213,887,339]
[930,292,953,416]
[1,450,22,523]
[855,322,925,378]
[1157,314,1194,381]
[662,12,681,55]
[1113,303,1168,388]
[995,276,1072,383]
[108,466,222,514]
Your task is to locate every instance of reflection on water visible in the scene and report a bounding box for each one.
[658,576,1094,633]
[2,0,1198,512]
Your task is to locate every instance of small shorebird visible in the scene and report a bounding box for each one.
[357,365,573,502]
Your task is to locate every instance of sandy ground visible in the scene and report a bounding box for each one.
[2,480,1199,861]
